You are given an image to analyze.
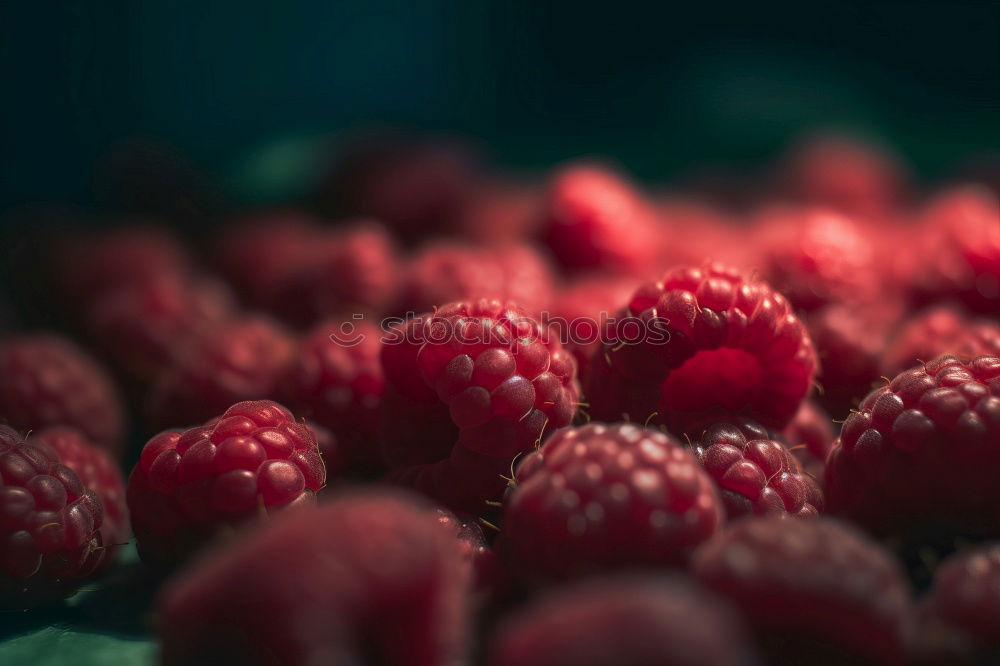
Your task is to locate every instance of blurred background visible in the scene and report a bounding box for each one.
[2,0,998,216]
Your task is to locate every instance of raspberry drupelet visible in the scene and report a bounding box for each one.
[502,423,723,581]
[127,400,325,567]
[825,355,1000,540]
[691,418,823,519]
[584,264,817,436]
[379,299,579,514]
[782,400,836,481]
[0,426,106,608]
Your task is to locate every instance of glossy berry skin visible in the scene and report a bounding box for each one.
[693,517,912,666]
[914,543,1000,665]
[692,418,823,519]
[128,400,325,567]
[503,423,723,581]
[145,316,296,431]
[585,264,817,436]
[0,333,125,457]
[157,492,469,666]
[29,427,128,551]
[0,426,105,608]
[881,306,1000,379]
[279,320,385,470]
[379,299,579,514]
[489,575,758,666]
[825,355,1000,539]
[783,400,835,481]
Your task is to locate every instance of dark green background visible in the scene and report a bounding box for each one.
[2,0,999,210]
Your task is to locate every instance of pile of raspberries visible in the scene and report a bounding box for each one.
[1,132,998,665]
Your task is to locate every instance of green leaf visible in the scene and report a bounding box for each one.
[0,626,154,666]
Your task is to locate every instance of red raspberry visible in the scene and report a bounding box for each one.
[825,355,1000,539]
[691,418,823,519]
[452,179,542,244]
[279,319,385,470]
[0,333,125,457]
[782,400,835,481]
[548,274,638,374]
[489,575,758,666]
[28,427,128,552]
[0,425,106,608]
[398,242,555,316]
[433,508,498,592]
[503,423,723,581]
[85,272,235,382]
[128,400,325,567]
[540,163,662,275]
[145,316,296,430]
[379,300,578,514]
[693,516,913,665]
[881,306,1000,379]
[585,264,817,435]
[157,491,469,666]
[914,543,1000,665]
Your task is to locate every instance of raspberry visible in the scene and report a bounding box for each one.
[433,508,498,592]
[279,319,385,470]
[540,163,661,275]
[128,400,325,567]
[691,418,823,518]
[145,316,296,430]
[881,306,1000,379]
[0,425,106,608]
[584,264,817,435]
[782,400,835,481]
[693,516,912,665]
[503,423,722,581]
[28,427,128,553]
[914,543,1000,665]
[0,333,125,457]
[453,179,541,244]
[85,272,235,382]
[379,299,579,514]
[549,275,638,374]
[398,242,555,316]
[825,355,1000,539]
[157,491,469,666]
[488,575,757,666]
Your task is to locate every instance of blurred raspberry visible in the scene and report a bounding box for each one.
[128,400,325,567]
[0,425,106,608]
[398,242,556,316]
[157,491,470,666]
[585,264,817,435]
[694,516,912,665]
[379,299,579,514]
[279,319,384,470]
[548,274,638,374]
[0,333,125,457]
[145,317,296,430]
[881,306,1000,378]
[432,508,499,593]
[782,400,835,481]
[825,355,1000,540]
[489,575,758,666]
[452,180,542,243]
[691,418,823,518]
[503,423,722,581]
[656,199,755,270]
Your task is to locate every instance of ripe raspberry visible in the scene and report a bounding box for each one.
[489,575,757,666]
[28,427,128,552]
[379,300,579,514]
[503,423,723,581]
[825,355,1000,539]
[585,264,817,435]
[0,333,125,456]
[691,418,823,518]
[693,516,912,665]
[453,179,542,243]
[279,319,385,470]
[433,508,498,592]
[0,425,106,608]
[549,275,638,374]
[398,242,555,316]
[881,306,1000,379]
[145,316,295,430]
[128,400,325,567]
[782,400,835,481]
[540,163,661,275]
[914,543,1000,665]
[85,271,235,382]
[157,491,469,666]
